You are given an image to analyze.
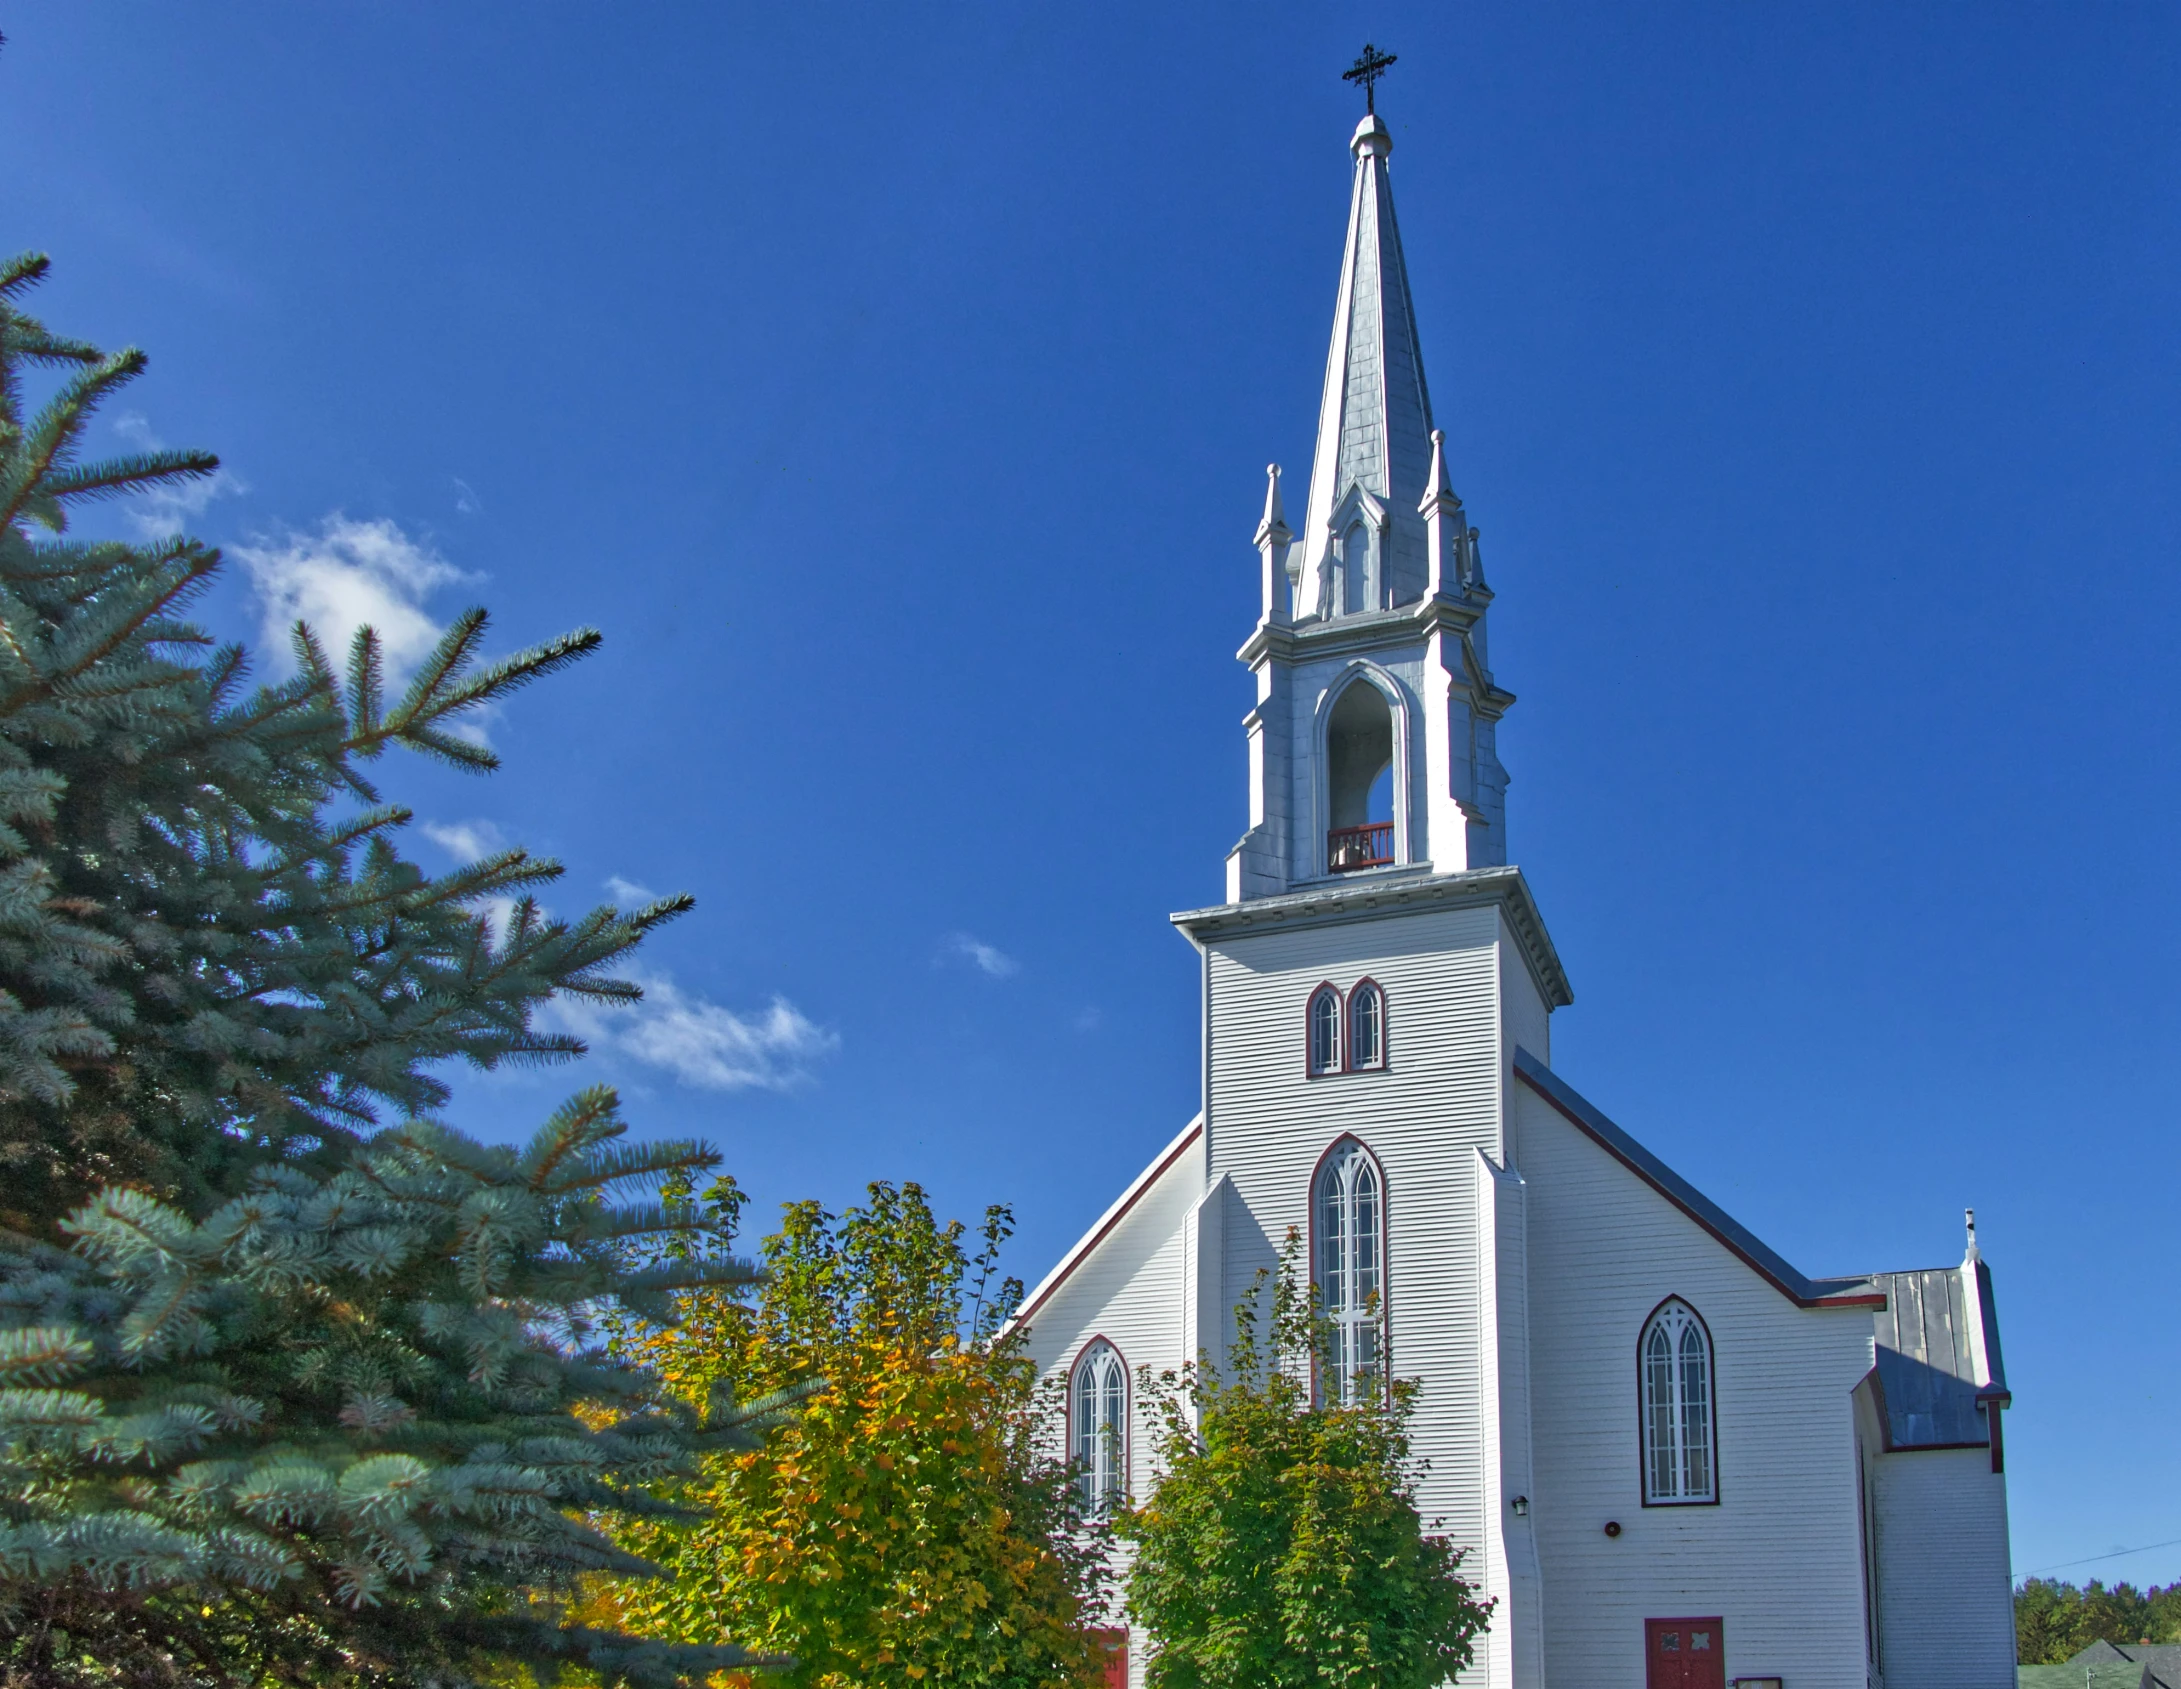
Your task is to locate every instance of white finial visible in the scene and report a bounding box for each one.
[1965,1207,1980,1261]
[1254,463,1292,547]
[1425,428,1456,500]
[1351,113,1392,159]
[1254,465,1295,628]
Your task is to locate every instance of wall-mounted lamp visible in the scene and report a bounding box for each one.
[1509,1496,1528,1517]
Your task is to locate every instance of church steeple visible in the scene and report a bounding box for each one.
[1295,113,1438,623]
[1223,78,1514,905]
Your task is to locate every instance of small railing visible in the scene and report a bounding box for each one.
[1328,822,1394,872]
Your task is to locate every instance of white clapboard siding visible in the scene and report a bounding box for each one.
[1871,1447,2016,1689]
[1203,902,1511,1626]
[1015,1119,1204,1689]
[1516,1079,1875,1689]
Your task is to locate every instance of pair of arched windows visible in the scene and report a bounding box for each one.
[1640,1298,1716,1504]
[1306,980,1386,1077]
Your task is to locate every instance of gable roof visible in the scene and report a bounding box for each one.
[1512,1049,1882,1309]
[1007,1115,1203,1333]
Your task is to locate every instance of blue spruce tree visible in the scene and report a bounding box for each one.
[0,254,787,1688]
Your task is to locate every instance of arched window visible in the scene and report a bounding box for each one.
[1347,980,1385,1071]
[1308,985,1342,1077]
[1325,678,1395,873]
[1072,1340,1127,1516]
[1640,1299,1716,1504]
[1315,1140,1383,1403]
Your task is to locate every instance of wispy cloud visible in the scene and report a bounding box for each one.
[544,969,838,1092]
[111,411,244,537]
[604,875,659,910]
[941,932,1020,978]
[233,515,475,684]
[1072,1006,1103,1033]
[421,818,508,863]
[451,477,483,517]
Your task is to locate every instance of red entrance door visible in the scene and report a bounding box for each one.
[1091,1628,1127,1689]
[1644,1617,1725,1689]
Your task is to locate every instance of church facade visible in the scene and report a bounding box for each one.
[1014,108,2017,1689]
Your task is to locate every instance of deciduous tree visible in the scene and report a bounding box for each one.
[1122,1234,1492,1689]
[605,1181,1109,1689]
[2016,1577,2181,1664]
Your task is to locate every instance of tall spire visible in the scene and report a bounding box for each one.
[1223,79,1511,905]
[1296,112,1438,621]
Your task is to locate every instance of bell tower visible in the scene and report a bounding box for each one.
[1226,110,1514,904]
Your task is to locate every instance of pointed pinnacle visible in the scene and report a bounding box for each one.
[1254,463,1293,547]
[1419,429,1459,515]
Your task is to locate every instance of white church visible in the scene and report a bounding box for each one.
[1014,100,2018,1689]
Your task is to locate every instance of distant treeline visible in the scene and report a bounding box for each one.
[2017,1578,2181,1665]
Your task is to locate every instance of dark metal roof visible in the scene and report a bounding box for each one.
[1869,1265,2007,1449]
[1871,1276,1986,1448]
[1512,1050,1881,1309]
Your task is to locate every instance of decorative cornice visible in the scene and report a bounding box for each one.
[1237,589,1489,670]
[1171,863,1574,1010]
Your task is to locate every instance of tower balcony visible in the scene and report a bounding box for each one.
[1328,822,1394,872]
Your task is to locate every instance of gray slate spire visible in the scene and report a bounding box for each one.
[1297,112,1438,620]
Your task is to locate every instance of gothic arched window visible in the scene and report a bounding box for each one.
[1347,979,1385,1071]
[1072,1340,1127,1516]
[1640,1298,1717,1504]
[1307,984,1343,1077]
[1315,1140,1383,1403]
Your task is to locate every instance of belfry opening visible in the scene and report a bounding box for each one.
[1326,679,1394,870]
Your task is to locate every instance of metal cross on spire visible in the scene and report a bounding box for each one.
[1343,43,1397,114]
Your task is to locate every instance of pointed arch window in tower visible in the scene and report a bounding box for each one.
[1072,1340,1127,1516]
[1315,1141,1383,1403]
[1308,984,1343,1076]
[1640,1299,1716,1504]
[1347,980,1385,1070]
[1327,681,1395,871]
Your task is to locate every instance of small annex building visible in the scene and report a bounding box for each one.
[1013,99,2018,1689]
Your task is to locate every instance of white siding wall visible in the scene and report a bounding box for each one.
[1517,1082,1875,1689]
[1019,1127,1205,1688]
[1871,1447,2016,1689]
[1496,911,1551,1170]
[1204,904,1510,1664]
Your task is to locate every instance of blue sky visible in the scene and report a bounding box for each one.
[7,3,2177,1589]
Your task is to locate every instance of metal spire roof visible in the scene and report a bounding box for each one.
[1298,111,1438,613]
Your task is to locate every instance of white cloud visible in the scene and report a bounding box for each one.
[942,932,1019,978]
[420,819,507,863]
[451,477,483,517]
[110,410,244,537]
[544,969,837,1092]
[233,515,475,683]
[604,875,659,910]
